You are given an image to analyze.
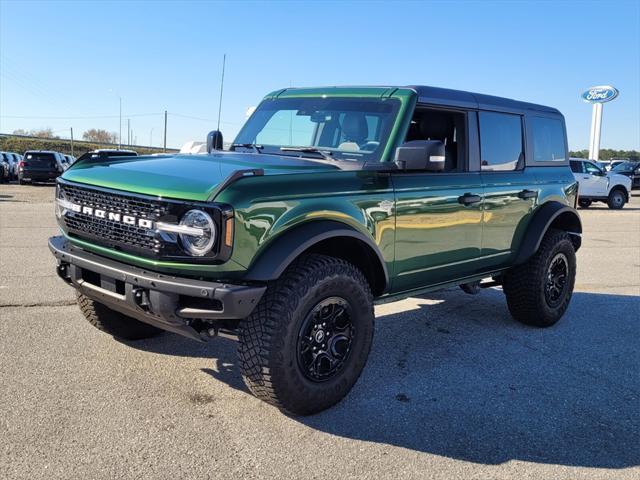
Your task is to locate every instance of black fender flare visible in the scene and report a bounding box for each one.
[514,202,582,265]
[243,220,390,293]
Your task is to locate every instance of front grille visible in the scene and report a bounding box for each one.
[60,182,169,255]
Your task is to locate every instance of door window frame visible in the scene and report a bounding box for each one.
[397,104,471,175]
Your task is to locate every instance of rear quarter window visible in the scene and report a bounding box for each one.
[531,117,566,162]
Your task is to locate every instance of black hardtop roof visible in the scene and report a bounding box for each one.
[406,85,561,115]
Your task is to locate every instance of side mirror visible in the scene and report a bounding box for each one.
[394,140,445,171]
[207,130,224,153]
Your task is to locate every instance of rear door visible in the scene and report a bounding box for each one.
[478,111,536,269]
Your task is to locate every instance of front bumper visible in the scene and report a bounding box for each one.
[49,236,266,341]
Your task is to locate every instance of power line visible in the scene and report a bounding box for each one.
[0,112,163,120]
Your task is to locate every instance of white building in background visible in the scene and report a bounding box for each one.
[179,141,207,154]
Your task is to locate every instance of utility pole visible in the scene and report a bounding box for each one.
[70,127,74,157]
[150,128,154,147]
[217,54,226,132]
[127,119,131,146]
[118,96,122,150]
[163,110,167,152]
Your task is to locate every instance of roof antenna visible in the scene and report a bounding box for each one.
[216,54,226,132]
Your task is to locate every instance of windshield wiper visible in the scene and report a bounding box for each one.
[232,143,263,153]
[280,147,335,161]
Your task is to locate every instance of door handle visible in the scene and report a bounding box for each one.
[458,193,482,205]
[582,176,590,179]
[517,189,538,200]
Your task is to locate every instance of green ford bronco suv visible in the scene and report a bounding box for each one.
[49,86,581,415]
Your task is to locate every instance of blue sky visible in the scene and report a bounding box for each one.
[1,0,638,150]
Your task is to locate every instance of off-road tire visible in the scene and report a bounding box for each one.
[76,292,163,340]
[238,254,374,416]
[503,229,576,327]
[18,178,28,185]
[607,189,626,209]
[578,199,592,208]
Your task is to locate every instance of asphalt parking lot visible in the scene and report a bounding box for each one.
[1,183,639,480]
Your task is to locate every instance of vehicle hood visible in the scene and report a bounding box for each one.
[61,152,338,202]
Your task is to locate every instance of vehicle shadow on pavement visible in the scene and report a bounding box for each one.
[132,289,640,469]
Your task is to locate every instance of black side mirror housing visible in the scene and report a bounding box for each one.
[207,130,224,153]
[394,140,446,171]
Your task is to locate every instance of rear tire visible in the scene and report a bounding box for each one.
[503,229,576,327]
[238,254,374,416]
[607,189,626,209]
[76,292,163,340]
[578,199,592,208]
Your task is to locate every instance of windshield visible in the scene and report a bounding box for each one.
[233,97,400,162]
[612,161,637,172]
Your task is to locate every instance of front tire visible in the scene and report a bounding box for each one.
[238,254,374,416]
[503,229,576,327]
[607,189,626,209]
[578,198,592,208]
[76,292,163,340]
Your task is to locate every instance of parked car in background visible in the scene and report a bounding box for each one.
[611,161,640,190]
[11,153,23,179]
[607,160,625,171]
[64,154,76,166]
[75,149,138,163]
[19,151,66,184]
[570,158,632,209]
[0,153,10,183]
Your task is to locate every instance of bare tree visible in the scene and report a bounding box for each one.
[12,129,28,135]
[82,129,117,144]
[30,128,58,138]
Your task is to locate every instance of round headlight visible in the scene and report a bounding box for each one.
[179,209,216,256]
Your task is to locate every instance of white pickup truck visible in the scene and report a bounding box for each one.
[570,158,632,209]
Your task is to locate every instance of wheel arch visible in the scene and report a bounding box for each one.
[243,220,389,296]
[610,184,630,201]
[514,201,582,265]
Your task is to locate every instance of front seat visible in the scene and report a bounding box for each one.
[419,113,457,171]
[339,114,369,151]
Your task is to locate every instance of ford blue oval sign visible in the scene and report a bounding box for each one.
[581,85,619,103]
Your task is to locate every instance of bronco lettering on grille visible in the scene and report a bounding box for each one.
[60,199,154,229]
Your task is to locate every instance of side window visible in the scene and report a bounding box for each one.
[569,161,583,173]
[531,117,566,162]
[479,112,523,171]
[405,108,467,172]
[584,162,602,175]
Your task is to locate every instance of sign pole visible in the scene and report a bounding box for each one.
[582,85,618,162]
[591,103,603,161]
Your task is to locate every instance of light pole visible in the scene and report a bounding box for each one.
[150,128,154,147]
[118,96,122,150]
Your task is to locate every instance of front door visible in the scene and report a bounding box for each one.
[390,107,484,292]
[581,161,608,196]
[391,172,484,291]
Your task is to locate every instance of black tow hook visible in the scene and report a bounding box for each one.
[133,288,151,311]
[56,263,72,285]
